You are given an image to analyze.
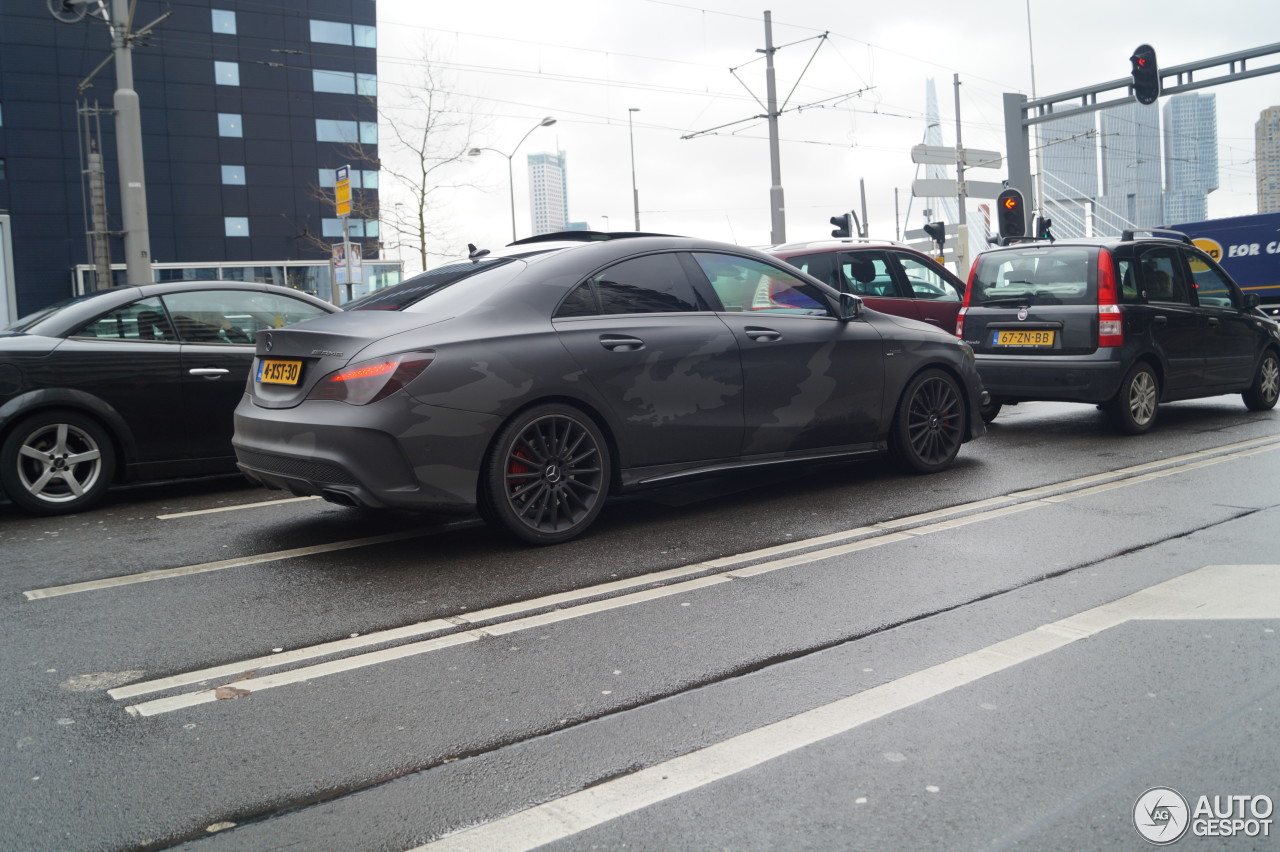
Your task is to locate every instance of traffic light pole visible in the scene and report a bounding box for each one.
[952,74,969,274]
[1003,42,1280,228]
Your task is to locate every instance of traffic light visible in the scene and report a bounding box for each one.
[996,188,1026,240]
[922,221,946,249]
[830,213,852,238]
[1033,215,1054,242]
[1130,44,1160,105]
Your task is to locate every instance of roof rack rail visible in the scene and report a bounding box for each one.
[991,235,1053,247]
[769,236,907,251]
[1120,227,1193,244]
[508,230,676,246]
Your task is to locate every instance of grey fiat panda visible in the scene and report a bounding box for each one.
[956,230,1280,433]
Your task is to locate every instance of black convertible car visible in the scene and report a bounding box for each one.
[0,281,337,514]
[233,233,988,544]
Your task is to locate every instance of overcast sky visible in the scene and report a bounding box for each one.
[376,0,1278,267]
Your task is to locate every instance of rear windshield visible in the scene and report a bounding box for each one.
[344,258,518,311]
[4,294,99,332]
[971,247,1096,306]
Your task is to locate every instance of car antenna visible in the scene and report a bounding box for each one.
[467,243,490,259]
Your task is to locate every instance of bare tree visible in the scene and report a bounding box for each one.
[376,49,485,271]
[303,45,484,273]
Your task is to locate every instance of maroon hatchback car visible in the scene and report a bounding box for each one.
[769,239,966,332]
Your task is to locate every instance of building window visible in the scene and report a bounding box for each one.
[211,9,236,34]
[217,113,243,137]
[316,119,377,145]
[313,69,355,95]
[312,71,377,97]
[316,119,356,143]
[221,166,245,185]
[310,20,377,47]
[318,169,378,189]
[224,217,250,237]
[215,61,240,86]
[310,19,351,45]
[0,159,6,180]
[322,219,379,238]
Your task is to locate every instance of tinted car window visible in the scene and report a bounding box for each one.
[1186,250,1238,308]
[1137,246,1190,305]
[693,253,831,316]
[1116,258,1140,302]
[971,247,1095,306]
[592,253,703,315]
[842,251,900,297]
[345,258,516,311]
[785,251,899,298]
[73,297,173,341]
[555,282,599,318]
[162,290,329,343]
[895,253,960,302]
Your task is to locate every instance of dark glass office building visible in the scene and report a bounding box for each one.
[0,0,380,318]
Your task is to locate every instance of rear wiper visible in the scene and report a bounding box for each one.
[981,296,1032,307]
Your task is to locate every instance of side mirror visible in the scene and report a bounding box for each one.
[838,292,862,321]
[1244,293,1261,311]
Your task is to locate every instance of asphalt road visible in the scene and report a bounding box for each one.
[2,395,1277,852]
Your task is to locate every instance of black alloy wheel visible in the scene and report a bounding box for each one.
[0,410,117,515]
[1105,361,1159,435]
[1242,350,1280,412]
[892,369,965,474]
[481,404,611,545]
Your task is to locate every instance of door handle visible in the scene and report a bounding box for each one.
[745,327,781,342]
[599,335,644,352]
[1152,316,1168,327]
[923,318,942,326]
[189,367,230,378]
[1206,316,1220,327]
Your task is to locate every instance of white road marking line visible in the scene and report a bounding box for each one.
[156,496,320,520]
[108,618,458,700]
[24,435,1280,604]
[725,534,914,578]
[411,565,1280,852]
[107,436,1280,715]
[124,576,731,717]
[111,564,717,701]
[22,529,436,601]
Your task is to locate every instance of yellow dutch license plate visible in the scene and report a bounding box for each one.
[993,329,1055,347]
[257,359,302,385]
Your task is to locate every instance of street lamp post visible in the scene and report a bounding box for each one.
[469,116,556,242]
[628,107,640,230]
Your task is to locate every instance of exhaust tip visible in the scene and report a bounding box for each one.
[321,489,361,508]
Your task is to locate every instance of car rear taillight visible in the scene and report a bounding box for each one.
[956,262,977,337]
[307,351,435,405]
[1096,249,1123,347]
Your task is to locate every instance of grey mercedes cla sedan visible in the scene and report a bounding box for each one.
[233,233,986,544]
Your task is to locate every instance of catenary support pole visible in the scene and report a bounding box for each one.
[764,11,785,245]
[110,0,152,287]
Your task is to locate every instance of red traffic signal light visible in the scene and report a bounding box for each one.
[996,188,1025,240]
[1130,44,1160,105]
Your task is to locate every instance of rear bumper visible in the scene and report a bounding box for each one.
[975,351,1126,404]
[231,395,499,512]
